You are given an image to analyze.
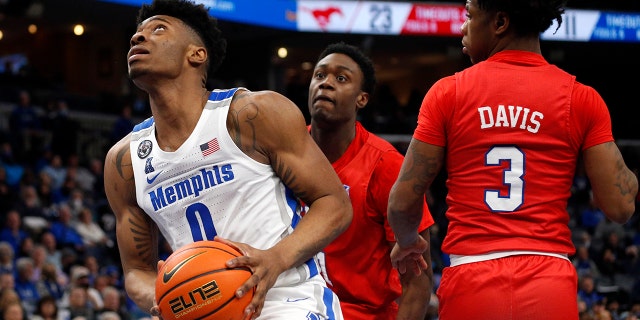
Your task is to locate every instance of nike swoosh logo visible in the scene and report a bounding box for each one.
[162,252,205,283]
[285,297,310,302]
[147,171,163,184]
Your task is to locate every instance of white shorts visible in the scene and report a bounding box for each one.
[259,275,343,320]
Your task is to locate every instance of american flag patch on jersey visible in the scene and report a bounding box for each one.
[200,138,220,156]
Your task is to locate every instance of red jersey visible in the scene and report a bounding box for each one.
[318,122,434,319]
[414,50,613,256]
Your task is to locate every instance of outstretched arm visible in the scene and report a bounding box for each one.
[388,139,444,274]
[104,136,160,313]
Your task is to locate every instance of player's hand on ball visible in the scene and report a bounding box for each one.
[215,236,286,320]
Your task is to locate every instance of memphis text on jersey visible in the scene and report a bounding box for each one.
[148,164,234,211]
[478,105,543,133]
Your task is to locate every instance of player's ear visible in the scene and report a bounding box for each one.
[356,91,369,110]
[495,11,508,33]
[188,45,207,66]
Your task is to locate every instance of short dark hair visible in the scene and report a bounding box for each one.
[316,42,376,95]
[137,0,227,78]
[476,0,567,35]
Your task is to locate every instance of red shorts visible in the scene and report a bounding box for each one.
[437,254,578,320]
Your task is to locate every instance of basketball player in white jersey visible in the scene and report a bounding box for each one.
[103,0,352,319]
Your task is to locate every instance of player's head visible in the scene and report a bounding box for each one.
[316,42,376,95]
[475,0,567,36]
[135,0,226,82]
[461,0,566,64]
[308,42,376,124]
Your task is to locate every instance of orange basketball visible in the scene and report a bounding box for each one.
[155,241,253,320]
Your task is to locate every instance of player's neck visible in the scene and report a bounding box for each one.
[147,86,210,152]
[310,121,356,163]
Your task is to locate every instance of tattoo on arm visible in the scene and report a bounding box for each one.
[115,146,134,181]
[128,212,158,265]
[272,153,308,200]
[401,144,440,196]
[229,99,259,154]
[613,148,637,202]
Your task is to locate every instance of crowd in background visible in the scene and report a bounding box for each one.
[1,76,640,320]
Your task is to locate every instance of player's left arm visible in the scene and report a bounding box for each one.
[222,90,352,319]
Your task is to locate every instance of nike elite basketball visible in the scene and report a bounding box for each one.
[155,241,254,320]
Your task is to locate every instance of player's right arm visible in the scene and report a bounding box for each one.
[388,140,444,275]
[583,141,637,224]
[104,135,160,313]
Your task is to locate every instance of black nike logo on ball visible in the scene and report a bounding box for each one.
[162,251,205,283]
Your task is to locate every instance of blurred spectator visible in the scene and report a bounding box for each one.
[35,262,65,302]
[573,244,602,279]
[0,287,20,314]
[87,157,106,202]
[14,185,49,235]
[591,300,613,320]
[0,210,29,254]
[29,244,48,282]
[98,286,130,320]
[0,167,17,215]
[100,266,123,291]
[59,248,78,278]
[597,232,631,284]
[39,154,67,193]
[42,99,78,160]
[0,242,15,275]
[0,272,15,291]
[67,188,90,218]
[61,266,103,311]
[16,236,34,260]
[39,232,62,272]
[581,192,606,234]
[8,90,44,164]
[109,104,135,146]
[36,170,61,209]
[75,207,111,258]
[13,257,40,315]
[31,295,62,320]
[579,274,605,311]
[1,301,27,320]
[93,274,110,294]
[595,219,627,247]
[66,154,96,197]
[61,285,96,320]
[0,142,24,190]
[607,299,623,320]
[48,204,84,253]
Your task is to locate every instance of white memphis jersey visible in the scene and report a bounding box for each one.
[129,88,320,287]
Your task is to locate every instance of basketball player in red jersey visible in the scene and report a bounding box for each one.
[387,0,638,319]
[307,42,434,319]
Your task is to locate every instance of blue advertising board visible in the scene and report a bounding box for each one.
[100,0,640,42]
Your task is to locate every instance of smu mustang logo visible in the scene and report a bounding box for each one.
[300,6,343,31]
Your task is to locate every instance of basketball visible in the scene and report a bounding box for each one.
[155,241,254,320]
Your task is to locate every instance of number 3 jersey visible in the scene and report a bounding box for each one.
[414,51,613,256]
[129,88,316,286]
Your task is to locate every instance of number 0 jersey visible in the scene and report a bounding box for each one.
[414,51,613,256]
[129,88,317,287]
